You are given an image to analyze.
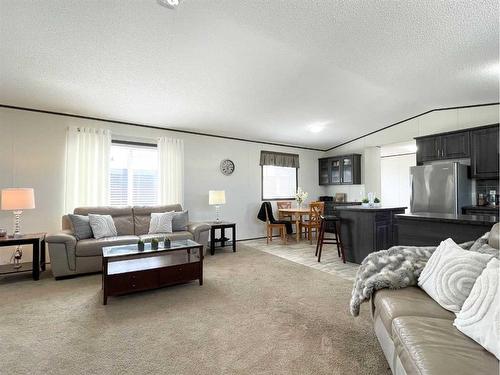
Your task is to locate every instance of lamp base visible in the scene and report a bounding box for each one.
[215,205,222,223]
[12,210,23,238]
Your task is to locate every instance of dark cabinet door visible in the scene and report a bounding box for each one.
[374,221,392,251]
[471,126,499,178]
[416,137,440,164]
[330,158,341,184]
[319,159,330,185]
[341,156,353,184]
[441,131,470,159]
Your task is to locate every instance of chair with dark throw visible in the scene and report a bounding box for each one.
[315,214,345,263]
[257,202,292,245]
[299,201,324,244]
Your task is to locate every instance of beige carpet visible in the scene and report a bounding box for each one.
[0,245,389,375]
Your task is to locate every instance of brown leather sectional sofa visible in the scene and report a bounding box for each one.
[371,223,499,375]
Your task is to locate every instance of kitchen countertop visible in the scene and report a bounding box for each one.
[462,205,499,211]
[335,205,407,212]
[396,212,498,225]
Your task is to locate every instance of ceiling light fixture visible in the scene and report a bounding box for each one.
[308,122,328,133]
[157,0,180,9]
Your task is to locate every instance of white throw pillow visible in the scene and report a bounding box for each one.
[148,212,175,234]
[418,238,493,313]
[88,214,118,239]
[454,258,500,360]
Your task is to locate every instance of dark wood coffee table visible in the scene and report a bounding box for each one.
[101,239,203,305]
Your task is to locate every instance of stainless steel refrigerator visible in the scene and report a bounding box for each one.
[410,162,472,215]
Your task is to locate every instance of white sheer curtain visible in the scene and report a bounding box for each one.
[64,127,111,212]
[158,137,184,205]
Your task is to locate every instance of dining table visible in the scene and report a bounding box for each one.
[278,207,310,242]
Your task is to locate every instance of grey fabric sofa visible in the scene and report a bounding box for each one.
[371,223,499,375]
[46,205,210,279]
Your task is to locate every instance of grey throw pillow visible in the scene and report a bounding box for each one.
[88,214,118,239]
[172,210,189,231]
[68,214,93,240]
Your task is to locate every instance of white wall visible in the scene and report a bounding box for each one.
[324,104,499,201]
[0,107,324,264]
[381,154,416,212]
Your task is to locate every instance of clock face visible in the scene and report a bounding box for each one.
[220,159,235,175]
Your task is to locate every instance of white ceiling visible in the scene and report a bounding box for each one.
[1,0,498,149]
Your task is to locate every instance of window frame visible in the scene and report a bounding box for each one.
[110,140,159,206]
[260,165,298,201]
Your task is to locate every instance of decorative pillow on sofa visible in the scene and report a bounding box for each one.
[149,212,175,234]
[68,214,93,240]
[418,238,494,313]
[88,214,118,239]
[454,258,500,360]
[172,210,189,231]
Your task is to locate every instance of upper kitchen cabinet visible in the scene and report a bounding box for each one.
[470,125,499,179]
[318,154,361,185]
[416,130,470,164]
[416,137,440,163]
[441,131,470,159]
[318,158,330,185]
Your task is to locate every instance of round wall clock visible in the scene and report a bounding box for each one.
[220,159,235,175]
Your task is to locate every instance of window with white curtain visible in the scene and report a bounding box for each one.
[110,143,159,206]
[262,165,297,200]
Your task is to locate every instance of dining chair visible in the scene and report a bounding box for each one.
[299,201,325,244]
[276,201,292,221]
[265,203,287,245]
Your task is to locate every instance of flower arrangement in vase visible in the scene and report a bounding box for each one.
[295,187,308,208]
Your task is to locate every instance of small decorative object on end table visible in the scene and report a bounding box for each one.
[0,233,46,280]
[208,190,226,222]
[208,221,236,255]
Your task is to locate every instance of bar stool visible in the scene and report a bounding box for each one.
[315,215,345,263]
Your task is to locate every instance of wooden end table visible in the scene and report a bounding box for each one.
[207,221,236,255]
[0,233,46,280]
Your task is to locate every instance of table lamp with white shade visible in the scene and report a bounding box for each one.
[209,190,226,222]
[1,188,36,237]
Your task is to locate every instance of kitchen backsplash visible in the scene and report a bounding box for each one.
[475,179,499,203]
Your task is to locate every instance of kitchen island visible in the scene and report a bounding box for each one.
[335,206,406,264]
[397,212,498,246]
